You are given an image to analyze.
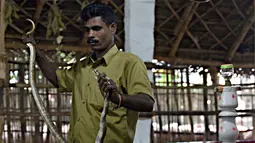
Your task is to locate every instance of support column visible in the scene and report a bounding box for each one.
[124,0,155,142]
[0,1,6,142]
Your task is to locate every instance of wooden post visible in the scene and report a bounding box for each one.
[209,66,219,141]
[202,69,210,141]
[18,65,26,142]
[166,70,171,141]
[185,68,194,139]
[0,0,6,143]
[152,74,163,142]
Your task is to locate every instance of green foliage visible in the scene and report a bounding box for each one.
[46,4,66,39]
[4,1,20,31]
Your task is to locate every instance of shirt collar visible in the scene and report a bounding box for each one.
[87,44,119,66]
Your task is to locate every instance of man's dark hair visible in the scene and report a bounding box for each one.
[81,2,116,25]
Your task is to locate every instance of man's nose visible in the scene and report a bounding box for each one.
[88,30,94,37]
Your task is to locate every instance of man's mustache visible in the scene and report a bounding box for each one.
[87,39,99,44]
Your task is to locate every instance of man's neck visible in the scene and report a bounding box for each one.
[95,43,114,59]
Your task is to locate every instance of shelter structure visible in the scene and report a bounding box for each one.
[1,0,255,142]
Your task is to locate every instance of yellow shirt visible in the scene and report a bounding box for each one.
[56,45,153,143]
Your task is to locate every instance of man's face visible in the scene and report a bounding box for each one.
[84,16,116,51]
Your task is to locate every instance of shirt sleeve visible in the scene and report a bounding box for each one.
[56,67,75,92]
[124,56,154,100]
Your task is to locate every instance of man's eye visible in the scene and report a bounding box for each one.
[84,28,90,32]
[92,26,102,31]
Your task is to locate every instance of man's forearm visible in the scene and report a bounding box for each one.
[111,93,154,112]
[36,49,59,87]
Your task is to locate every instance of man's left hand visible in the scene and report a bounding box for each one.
[97,73,119,102]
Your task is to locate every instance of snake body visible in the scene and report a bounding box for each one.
[26,19,66,143]
[93,69,110,143]
[27,42,66,143]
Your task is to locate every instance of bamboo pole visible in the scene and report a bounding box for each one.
[164,1,201,49]
[18,64,26,142]
[0,0,6,142]
[172,70,181,139]
[152,75,163,142]
[166,70,171,141]
[155,56,255,68]
[209,66,219,141]
[202,69,210,141]
[185,68,195,139]
[169,2,199,57]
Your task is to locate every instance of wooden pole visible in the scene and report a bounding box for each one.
[18,65,26,142]
[155,56,255,68]
[0,0,6,77]
[202,69,210,141]
[185,68,195,139]
[209,66,219,141]
[0,0,6,142]
[169,2,199,57]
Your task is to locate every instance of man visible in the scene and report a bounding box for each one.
[24,2,154,143]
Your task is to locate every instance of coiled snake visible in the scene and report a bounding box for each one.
[25,19,111,143]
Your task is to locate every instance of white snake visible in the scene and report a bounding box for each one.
[26,19,111,143]
[93,69,110,143]
[26,19,66,143]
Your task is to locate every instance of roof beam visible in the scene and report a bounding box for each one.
[194,12,228,50]
[155,56,255,68]
[209,0,236,36]
[226,2,255,62]
[5,41,91,53]
[169,2,199,57]
[165,1,201,49]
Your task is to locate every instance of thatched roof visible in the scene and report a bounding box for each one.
[4,0,255,68]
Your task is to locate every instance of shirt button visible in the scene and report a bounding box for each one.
[87,83,90,86]
[82,101,86,104]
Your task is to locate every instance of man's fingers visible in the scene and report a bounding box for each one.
[102,81,109,92]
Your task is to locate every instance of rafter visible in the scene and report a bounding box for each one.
[156,4,187,29]
[5,41,90,53]
[109,0,124,16]
[194,12,228,50]
[173,1,195,36]
[165,1,201,49]
[209,0,236,36]
[232,0,247,19]
[210,22,243,49]
[169,2,199,57]
[231,0,255,32]
[203,0,249,49]
[33,0,46,23]
[12,1,47,29]
[190,0,248,49]
[226,2,255,62]
[45,2,83,31]
[154,56,255,68]
[244,34,254,44]
[9,24,24,34]
[188,0,223,28]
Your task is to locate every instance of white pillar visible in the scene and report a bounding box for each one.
[124,0,155,143]
[124,0,155,62]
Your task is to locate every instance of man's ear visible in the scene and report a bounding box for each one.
[109,22,117,35]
